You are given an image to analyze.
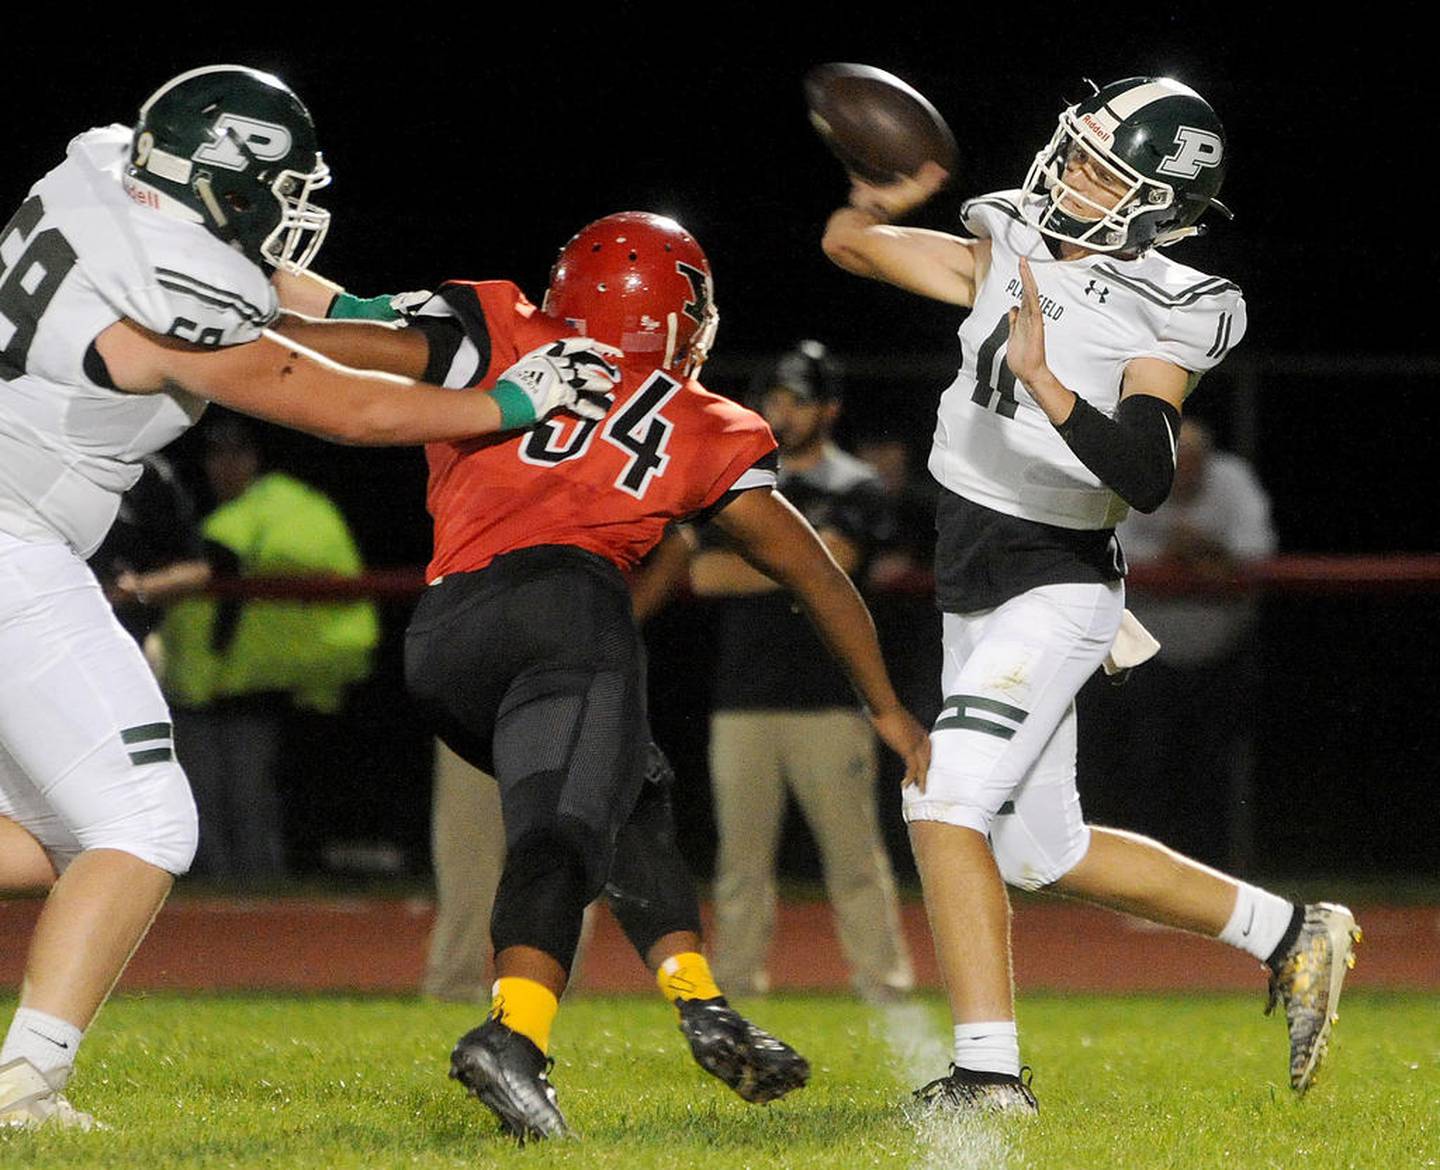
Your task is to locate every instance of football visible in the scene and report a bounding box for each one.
[804,62,958,184]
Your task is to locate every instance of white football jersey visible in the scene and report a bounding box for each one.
[0,125,278,555]
[928,189,1246,530]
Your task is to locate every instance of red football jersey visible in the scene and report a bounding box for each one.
[423,280,778,581]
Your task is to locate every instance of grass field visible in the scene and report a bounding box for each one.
[3,991,1436,1169]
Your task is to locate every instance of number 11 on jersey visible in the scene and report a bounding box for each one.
[968,314,1020,419]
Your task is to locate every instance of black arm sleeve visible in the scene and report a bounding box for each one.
[1053,393,1180,513]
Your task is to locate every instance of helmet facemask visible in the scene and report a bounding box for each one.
[1022,113,1177,253]
[668,276,719,378]
[259,156,332,273]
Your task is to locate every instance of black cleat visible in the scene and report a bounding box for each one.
[676,996,811,1104]
[449,1016,570,1143]
[912,1065,1039,1116]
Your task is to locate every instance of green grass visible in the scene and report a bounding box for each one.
[4,992,1437,1169]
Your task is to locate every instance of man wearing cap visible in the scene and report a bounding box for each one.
[690,341,913,1002]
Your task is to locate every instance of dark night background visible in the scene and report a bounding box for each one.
[8,8,1438,884]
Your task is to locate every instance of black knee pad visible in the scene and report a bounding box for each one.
[490,829,591,971]
[605,752,702,957]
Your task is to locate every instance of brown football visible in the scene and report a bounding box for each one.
[804,62,958,184]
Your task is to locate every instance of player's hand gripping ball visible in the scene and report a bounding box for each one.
[804,63,958,184]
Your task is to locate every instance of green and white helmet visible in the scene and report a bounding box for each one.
[126,64,330,272]
[1022,76,1230,254]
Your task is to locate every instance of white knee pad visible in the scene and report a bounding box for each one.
[990,809,1090,892]
[901,778,995,836]
[60,758,199,876]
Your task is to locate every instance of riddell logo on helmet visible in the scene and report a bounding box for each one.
[1079,114,1114,145]
[123,180,160,210]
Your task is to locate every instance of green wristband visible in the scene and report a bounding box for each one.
[490,380,537,430]
[328,292,402,321]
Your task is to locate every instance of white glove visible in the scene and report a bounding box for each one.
[491,337,623,429]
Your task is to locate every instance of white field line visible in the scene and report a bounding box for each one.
[874,1001,1016,1170]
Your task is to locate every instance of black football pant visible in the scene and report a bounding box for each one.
[406,546,699,975]
[407,546,648,973]
[605,741,703,962]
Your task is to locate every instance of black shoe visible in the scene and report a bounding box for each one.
[912,1065,1038,1116]
[675,996,811,1104]
[449,1016,570,1143]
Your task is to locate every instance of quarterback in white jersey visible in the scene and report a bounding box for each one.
[933,188,1243,532]
[823,75,1357,1112]
[0,64,620,1130]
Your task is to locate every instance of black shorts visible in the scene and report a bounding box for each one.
[405,545,649,863]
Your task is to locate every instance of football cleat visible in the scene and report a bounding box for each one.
[1265,902,1362,1095]
[912,1065,1039,1116]
[449,1016,570,1143]
[675,996,811,1104]
[0,1057,100,1131]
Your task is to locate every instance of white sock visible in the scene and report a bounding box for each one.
[1218,883,1296,963]
[952,1020,1020,1077]
[0,1007,84,1078]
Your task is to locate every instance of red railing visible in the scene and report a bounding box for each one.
[198,555,1440,601]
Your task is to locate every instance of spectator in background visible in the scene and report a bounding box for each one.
[121,416,380,882]
[89,453,204,651]
[692,340,913,1003]
[853,434,938,593]
[1108,418,1276,869]
[423,738,503,1002]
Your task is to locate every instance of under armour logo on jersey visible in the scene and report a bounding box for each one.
[1084,280,1109,304]
[1157,125,1224,179]
[192,114,294,171]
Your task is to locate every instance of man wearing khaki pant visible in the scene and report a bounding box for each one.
[692,341,912,1002]
[423,739,504,1002]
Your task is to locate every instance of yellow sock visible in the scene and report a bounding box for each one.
[656,952,723,1005]
[490,977,559,1054]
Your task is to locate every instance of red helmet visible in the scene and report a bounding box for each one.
[543,212,718,377]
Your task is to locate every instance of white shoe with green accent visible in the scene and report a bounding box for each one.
[1265,902,1362,1095]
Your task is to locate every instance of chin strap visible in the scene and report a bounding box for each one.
[192,175,229,231]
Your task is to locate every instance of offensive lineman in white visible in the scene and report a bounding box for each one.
[822,76,1359,1111]
[0,65,618,1129]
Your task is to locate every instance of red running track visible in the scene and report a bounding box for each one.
[2,899,1435,995]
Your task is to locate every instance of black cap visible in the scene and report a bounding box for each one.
[755,339,844,405]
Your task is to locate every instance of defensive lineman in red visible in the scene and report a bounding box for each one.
[276,212,930,1142]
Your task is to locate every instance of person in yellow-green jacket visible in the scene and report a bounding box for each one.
[120,414,378,882]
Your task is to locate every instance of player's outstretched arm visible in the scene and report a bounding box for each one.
[822,165,988,307]
[271,315,432,380]
[271,267,345,318]
[711,487,930,788]
[94,319,500,444]
[94,321,618,445]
